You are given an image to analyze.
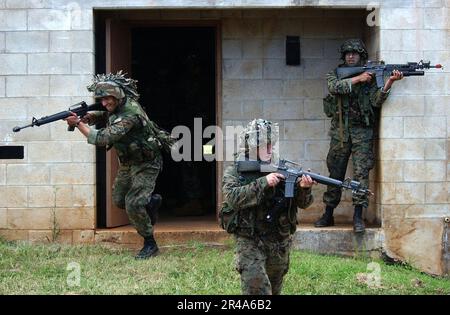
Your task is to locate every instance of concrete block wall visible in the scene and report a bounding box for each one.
[220,9,371,225]
[377,2,450,275]
[0,0,96,244]
[0,0,448,275]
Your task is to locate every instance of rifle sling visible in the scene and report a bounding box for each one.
[337,96,344,148]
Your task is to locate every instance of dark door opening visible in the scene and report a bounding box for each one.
[131,27,216,219]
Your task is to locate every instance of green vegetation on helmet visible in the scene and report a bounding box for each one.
[240,118,279,149]
[87,70,140,100]
[339,38,368,62]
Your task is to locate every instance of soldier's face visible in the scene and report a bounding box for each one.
[345,51,361,66]
[257,143,273,162]
[100,96,119,112]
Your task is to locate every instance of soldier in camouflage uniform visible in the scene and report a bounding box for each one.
[65,71,164,259]
[315,39,403,233]
[221,119,315,295]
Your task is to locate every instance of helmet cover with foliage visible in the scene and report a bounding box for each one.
[240,118,279,149]
[87,70,140,100]
[339,38,368,62]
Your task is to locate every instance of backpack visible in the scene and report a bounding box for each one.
[147,120,177,154]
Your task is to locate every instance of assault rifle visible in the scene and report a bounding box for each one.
[13,101,105,132]
[237,159,372,198]
[336,59,443,88]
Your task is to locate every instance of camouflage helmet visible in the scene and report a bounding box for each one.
[87,70,140,100]
[240,119,279,149]
[92,81,125,99]
[339,38,368,61]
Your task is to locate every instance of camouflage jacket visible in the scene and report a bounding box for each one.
[325,67,390,143]
[221,162,313,238]
[87,98,162,165]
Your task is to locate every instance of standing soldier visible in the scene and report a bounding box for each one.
[221,119,315,295]
[65,71,166,259]
[315,39,403,233]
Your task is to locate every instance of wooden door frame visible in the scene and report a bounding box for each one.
[101,17,223,225]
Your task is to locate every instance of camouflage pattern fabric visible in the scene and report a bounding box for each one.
[235,234,291,295]
[323,137,374,208]
[339,38,368,61]
[93,81,126,99]
[322,43,390,209]
[222,161,313,294]
[112,158,162,238]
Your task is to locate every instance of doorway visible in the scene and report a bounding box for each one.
[131,26,217,219]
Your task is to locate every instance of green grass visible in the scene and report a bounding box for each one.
[0,238,448,295]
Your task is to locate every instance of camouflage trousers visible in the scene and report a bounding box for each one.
[323,137,374,208]
[234,234,292,295]
[112,157,162,238]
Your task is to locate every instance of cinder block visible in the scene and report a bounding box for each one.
[28,9,71,31]
[404,160,447,182]
[425,182,449,204]
[263,100,303,120]
[28,186,55,207]
[71,9,93,31]
[72,229,94,244]
[305,140,330,161]
[5,0,49,8]
[242,39,263,58]
[301,80,326,98]
[6,75,49,97]
[278,140,305,161]
[222,40,242,59]
[379,160,404,182]
[223,59,262,79]
[55,184,94,208]
[5,31,49,52]
[303,59,336,80]
[0,208,6,228]
[379,117,404,138]
[71,52,94,74]
[424,8,450,29]
[6,164,50,185]
[0,32,4,52]
[0,76,4,96]
[7,208,53,229]
[222,79,241,100]
[381,8,423,30]
[381,95,425,117]
[6,186,27,207]
[379,139,425,160]
[28,53,71,74]
[70,141,95,162]
[50,31,93,52]
[304,98,326,119]
[425,139,447,160]
[284,120,326,140]
[404,116,447,138]
[49,75,92,96]
[28,141,72,163]
[242,100,263,118]
[395,182,426,204]
[0,10,27,31]
[0,53,26,74]
[50,163,94,185]
[0,98,27,120]
[0,164,5,185]
[262,39,284,58]
[55,207,95,229]
[0,229,28,241]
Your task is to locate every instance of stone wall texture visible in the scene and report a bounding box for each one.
[0,0,448,275]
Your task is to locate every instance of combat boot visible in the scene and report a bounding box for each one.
[135,235,159,259]
[314,205,335,227]
[353,206,365,233]
[145,194,162,225]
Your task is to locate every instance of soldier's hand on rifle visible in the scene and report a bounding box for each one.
[383,70,404,92]
[298,175,316,188]
[80,113,94,124]
[266,173,285,187]
[353,71,373,84]
[64,112,80,128]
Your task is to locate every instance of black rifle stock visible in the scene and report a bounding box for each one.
[13,101,105,133]
[335,59,443,88]
[237,159,372,198]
